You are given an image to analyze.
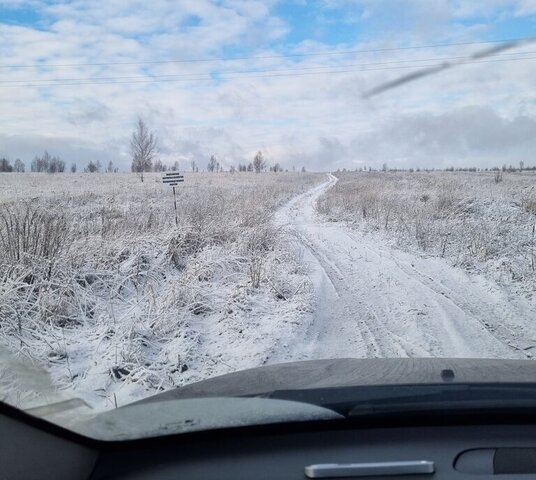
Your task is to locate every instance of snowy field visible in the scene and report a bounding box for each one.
[1,170,535,412]
[297,172,535,360]
[318,171,536,299]
[0,172,322,410]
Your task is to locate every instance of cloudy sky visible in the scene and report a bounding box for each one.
[1,0,536,171]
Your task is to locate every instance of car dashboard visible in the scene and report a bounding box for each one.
[3,403,536,480]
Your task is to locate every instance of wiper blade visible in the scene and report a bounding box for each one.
[363,37,536,98]
[251,383,536,417]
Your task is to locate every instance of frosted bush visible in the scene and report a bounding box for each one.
[319,171,536,296]
[0,172,322,409]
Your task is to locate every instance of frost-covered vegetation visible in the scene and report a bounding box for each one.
[0,172,322,409]
[318,171,536,297]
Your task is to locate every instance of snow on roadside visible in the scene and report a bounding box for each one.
[318,171,536,301]
[0,172,321,411]
[312,171,536,357]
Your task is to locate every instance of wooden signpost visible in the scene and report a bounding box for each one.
[162,172,184,226]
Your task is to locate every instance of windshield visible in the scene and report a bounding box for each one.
[1,1,535,440]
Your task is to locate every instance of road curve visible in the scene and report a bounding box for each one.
[273,174,534,362]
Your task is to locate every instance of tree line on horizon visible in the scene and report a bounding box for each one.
[129,118,305,181]
[2,119,533,175]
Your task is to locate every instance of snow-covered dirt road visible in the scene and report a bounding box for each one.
[274,174,536,362]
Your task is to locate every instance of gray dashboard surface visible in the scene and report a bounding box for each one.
[0,413,97,480]
[91,424,536,480]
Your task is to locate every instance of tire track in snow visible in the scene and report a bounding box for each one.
[273,174,531,361]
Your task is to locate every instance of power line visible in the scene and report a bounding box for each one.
[1,54,535,88]
[0,36,534,69]
[2,50,535,85]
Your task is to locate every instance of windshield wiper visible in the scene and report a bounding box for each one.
[249,383,536,417]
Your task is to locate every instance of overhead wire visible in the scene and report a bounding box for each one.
[0,53,535,88]
[1,50,535,85]
[0,36,534,69]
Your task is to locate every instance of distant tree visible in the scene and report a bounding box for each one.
[86,160,100,173]
[270,163,282,172]
[253,151,265,173]
[70,163,77,173]
[47,154,64,173]
[31,153,46,172]
[0,158,13,172]
[520,160,524,171]
[13,158,25,172]
[153,159,164,172]
[130,118,158,182]
[171,161,179,171]
[247,162,253,172]
[191,160,197,172]
[207,155,217,172]
[230,165,236,174]
[30,151,64,173]
[301,166,306,172]
[55,157,65,173]
[107,160,114,173]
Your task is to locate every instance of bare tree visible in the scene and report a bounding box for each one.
[86,160,100,173]
[153,159,164,172]
[107,160,114,173]
[0,158,13,172]
[253,151,265,173]
[13,159,25,173]
[130,118,158,182]
[31,151,65,173]
[207,155,217,172]
[191,160,197,172]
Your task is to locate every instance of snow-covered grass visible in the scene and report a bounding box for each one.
[318,171,536,298]
[0,172,322,410]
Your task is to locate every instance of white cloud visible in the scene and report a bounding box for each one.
[1,0,535,170]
